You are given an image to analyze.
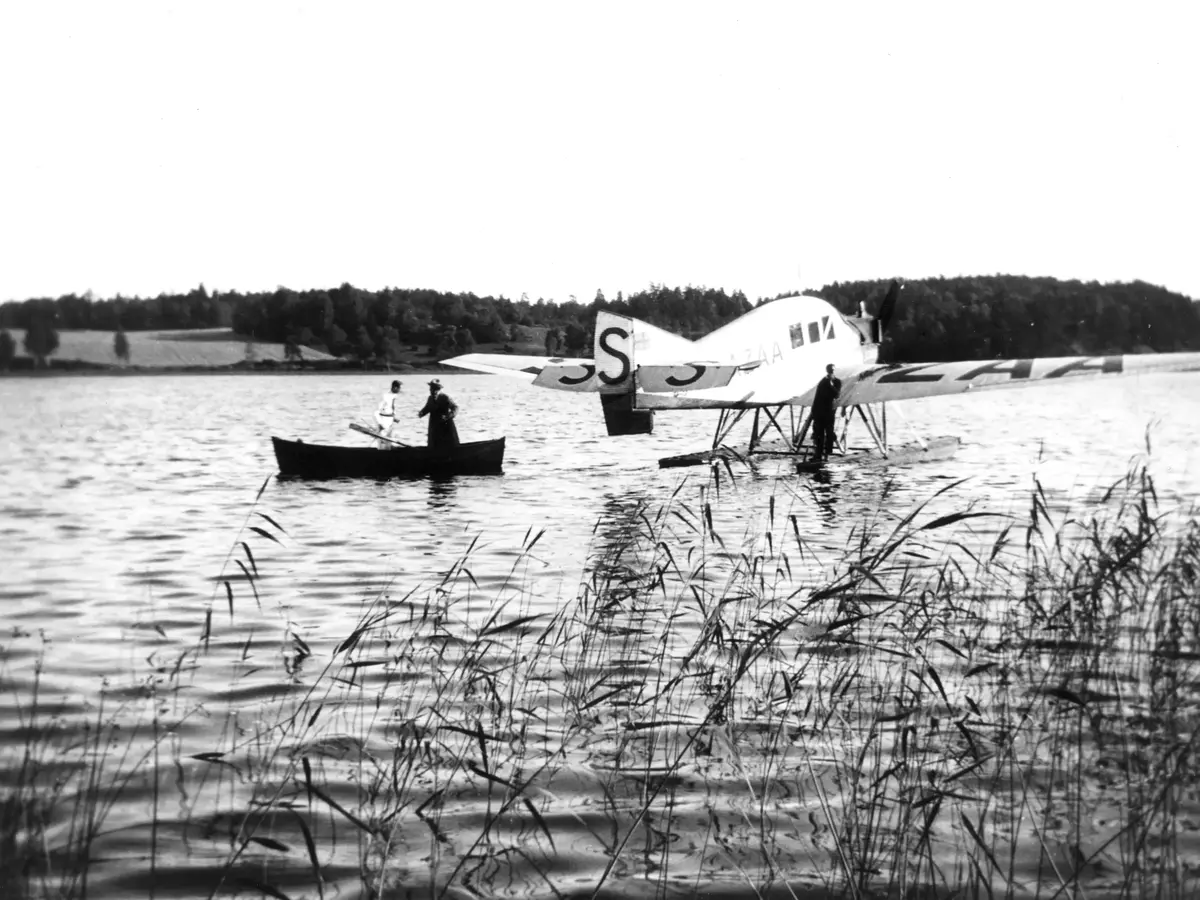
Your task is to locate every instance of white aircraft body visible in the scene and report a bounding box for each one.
[444,284,1200,461]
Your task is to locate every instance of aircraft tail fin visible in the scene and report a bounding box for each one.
[592,310,694,435]
[592,310,695,391]
[601,392,653,435]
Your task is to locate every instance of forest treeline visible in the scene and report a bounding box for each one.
[0,284,756,362]
[815,276,1200,360]
[1,275,1198,366]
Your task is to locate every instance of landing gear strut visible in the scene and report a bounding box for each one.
[657,400,948,471]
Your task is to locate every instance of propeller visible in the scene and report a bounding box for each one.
[876,280,902,333]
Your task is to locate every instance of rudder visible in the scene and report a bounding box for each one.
[594,310,654,434]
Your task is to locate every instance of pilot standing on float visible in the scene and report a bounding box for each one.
[418,379,460,450]
[811,364,842,461]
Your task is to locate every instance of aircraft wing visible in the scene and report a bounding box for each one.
[440,353,604,392]
[836,352,1200,406]
[442,354,754,394]
[441,353,590,379]
[637,351,1200,409]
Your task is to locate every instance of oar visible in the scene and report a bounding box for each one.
[349,422,410,447]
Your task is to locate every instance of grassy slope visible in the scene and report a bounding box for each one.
[9,328,334,367]
[8,329,559,369]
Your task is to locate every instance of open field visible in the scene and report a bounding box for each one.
[7,328,335,368]
[5,328,556,371]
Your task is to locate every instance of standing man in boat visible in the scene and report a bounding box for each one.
[375,380,403,447]
[418,379,460,450]
[810,364,842,461]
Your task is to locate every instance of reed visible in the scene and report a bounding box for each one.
[3,459,1199,899]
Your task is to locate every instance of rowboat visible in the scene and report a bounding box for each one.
[272,436,505,478]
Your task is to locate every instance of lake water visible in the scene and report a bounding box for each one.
[2,372,1199,899]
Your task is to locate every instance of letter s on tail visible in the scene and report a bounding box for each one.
[593,311,653,434]
[595,311,634,393]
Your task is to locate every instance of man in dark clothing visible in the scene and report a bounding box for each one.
[418,379,460,450]
[810,364,842,460]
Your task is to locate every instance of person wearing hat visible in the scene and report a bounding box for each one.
[417,379,459,450]
[374,380,403,447]
[810,364,842,461]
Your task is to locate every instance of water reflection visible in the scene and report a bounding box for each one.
[3,373,1200,900]
[804,466,838,526]
[593,489,653,544]
[426,475,459,509]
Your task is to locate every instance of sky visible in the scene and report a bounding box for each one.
[2,2,1197,306]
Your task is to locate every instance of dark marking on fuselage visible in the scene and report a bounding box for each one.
[558,364,596,386]
[521,366,544,375]
[877,364,943,383]
[665,365,706,387]
[955,359,1034,381]
[1045,356,1122,378]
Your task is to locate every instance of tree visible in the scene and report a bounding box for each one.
[465,303,508,343]
[434,326,459,356]
[332,283,370,336]
[563,322,588,352]
[326,324,348,356]
[283,332,303,365]
[432,295,466,327]
[356,326,377,364]
[394,303,421,341]
[379,326,402,362]
[0,329,14,370]
[113,329,130,364]
[23,308,59,367]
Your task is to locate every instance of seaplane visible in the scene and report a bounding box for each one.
[443,282,1200,470]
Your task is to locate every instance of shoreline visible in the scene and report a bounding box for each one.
[0,363,478,378]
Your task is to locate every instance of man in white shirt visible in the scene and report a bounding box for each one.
[374,380,402,446]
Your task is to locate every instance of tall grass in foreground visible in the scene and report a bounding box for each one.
[3,460,1200,899]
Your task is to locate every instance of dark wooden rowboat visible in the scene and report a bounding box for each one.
[272,436,505,478]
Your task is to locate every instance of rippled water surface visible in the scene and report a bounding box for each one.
[2,372,1199,898]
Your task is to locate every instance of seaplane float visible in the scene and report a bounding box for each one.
[443,282,1200,471]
